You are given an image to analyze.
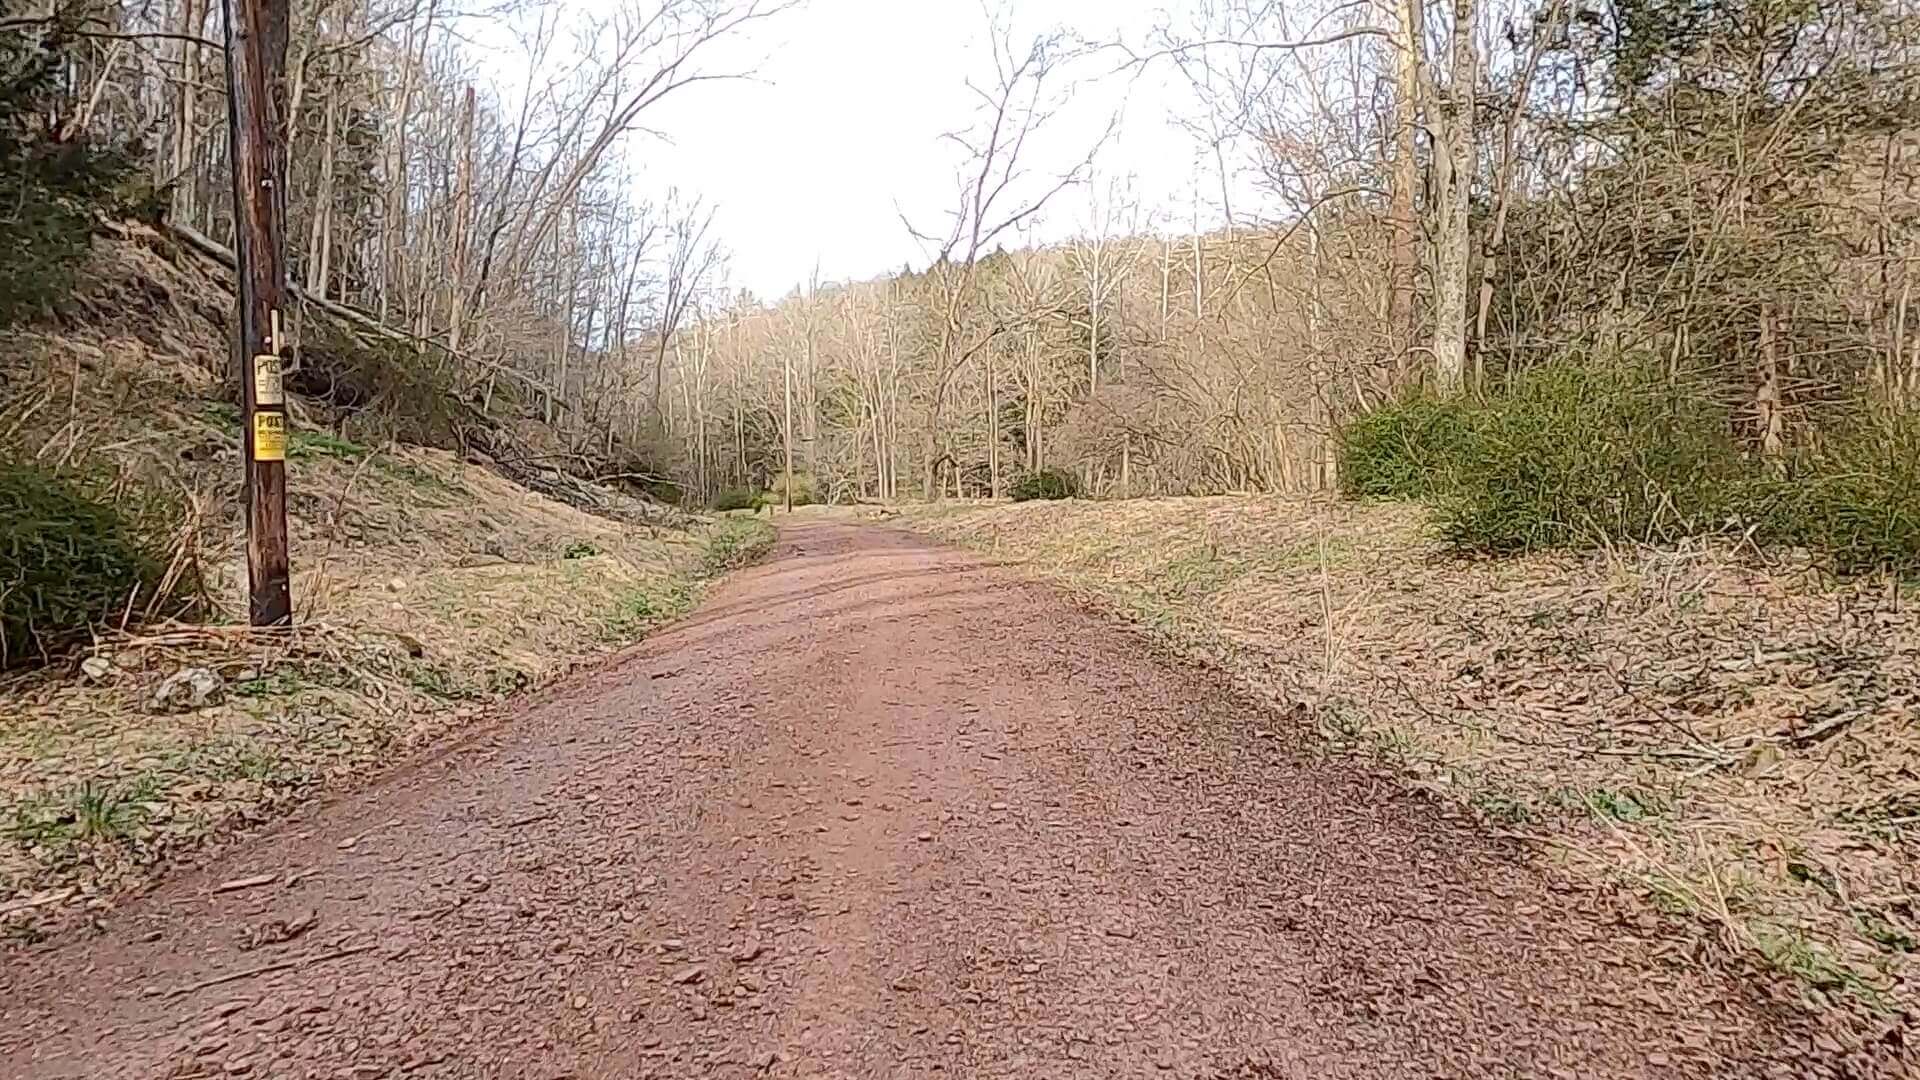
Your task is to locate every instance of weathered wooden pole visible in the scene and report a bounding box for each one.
[220,0,293,625]
[782,335,795,514]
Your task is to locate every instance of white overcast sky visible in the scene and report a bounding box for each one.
[479,0,1274,299]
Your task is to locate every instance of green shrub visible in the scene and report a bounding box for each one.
[295,325,471,450]
[1337,394,1480,500]
[1010,468,1080,502]
[711,487,761,512]
[0,459,195,665]
[1436,363,1743,554]
[1337,360,1920,575]
[1752,409,1920,575]
[562,540,602,559]
[701,518,775,573]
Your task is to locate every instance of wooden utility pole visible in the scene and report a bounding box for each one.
[782,335,795,513]
[221,0,293,625]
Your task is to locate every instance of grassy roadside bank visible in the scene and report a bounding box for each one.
[0,498,772,941]
[1,258,775,940]
[888,496,1920,1017]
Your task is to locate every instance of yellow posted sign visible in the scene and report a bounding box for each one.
[253,412,287,461]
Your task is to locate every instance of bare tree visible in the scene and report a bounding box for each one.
[651,191,722,422]
[1068,173,1147,394]
[1429,0,1477,393]
[1387,0,1423,375]
[905,8,1109,497]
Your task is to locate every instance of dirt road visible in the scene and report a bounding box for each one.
[0,523,1884,1078]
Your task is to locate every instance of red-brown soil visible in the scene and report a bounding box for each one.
[1,523,1899,1079]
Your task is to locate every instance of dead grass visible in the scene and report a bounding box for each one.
[0,430,747,936]
[0,240,770,938]
[891,495,1920,1014]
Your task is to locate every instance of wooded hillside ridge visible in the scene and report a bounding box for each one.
[6,0,786,490]
[17,0,1919,535]
[3,0,790,927]
[625,0,1920,550]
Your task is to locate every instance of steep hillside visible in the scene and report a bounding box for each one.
[0,230,769,938]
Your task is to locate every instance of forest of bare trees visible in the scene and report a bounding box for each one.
[645,0,1920,507]
[10,0,1920,511]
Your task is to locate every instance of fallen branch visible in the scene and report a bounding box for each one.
[213,873,278,893]
[1779,709,1864,749]
[93,621,319,651]
[164,943,374,999]
[167,222,682,522]
[0,887,78,918]
[592,471,684,488]
[173,223,421,349]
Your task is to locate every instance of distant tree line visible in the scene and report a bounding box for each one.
[640,0,1920,527]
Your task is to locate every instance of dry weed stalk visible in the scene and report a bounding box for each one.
[1317,510,1339,691]
[299,442,386,620]
[147,481,216,622]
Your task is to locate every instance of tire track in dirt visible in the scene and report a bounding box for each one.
[0,522,1895,1078]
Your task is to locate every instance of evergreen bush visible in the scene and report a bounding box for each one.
[1010,468,1080,502]
[1435,363,1743,554]
[1337,394,1479,500]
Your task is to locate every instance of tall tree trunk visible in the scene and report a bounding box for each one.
[1757,302,1785,459]
[448,85,475,352]
[1388,0,1423,382]
[870,396,887,499]
[921,299,959,500]
[550,210,578,425]
[1472,0,1563,389]
[732,364,746,484]
[803,283,817,474]
[1025,328,1043,471]
[381,0,437,322]
[1088,255,1101,394]
[652,331,671,425]
[987,349,1001,498]
[305,88,335,298]
[782,335,795,511]
[921,421,941,499]
[1159,237,1171,333]
[1431,0,1477,395]
[171,0,201,225]
[1192,202,1204,324]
